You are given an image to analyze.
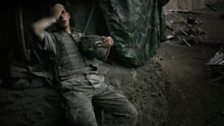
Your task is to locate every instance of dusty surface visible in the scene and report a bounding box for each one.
[102,62,170,126]
[152,1,224,125]
[0,61,170,126]
[200,1,224,44]
[153,42,224,126]
[0,86,64,126]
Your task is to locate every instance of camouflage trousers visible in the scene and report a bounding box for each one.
[60,74,138,126]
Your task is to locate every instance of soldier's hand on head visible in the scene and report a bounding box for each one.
[51,3,65,20]
[102,36,114,48]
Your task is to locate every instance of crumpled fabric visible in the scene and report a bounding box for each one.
[98,0,167,67]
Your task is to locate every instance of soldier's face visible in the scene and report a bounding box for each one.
[57,10,70,28]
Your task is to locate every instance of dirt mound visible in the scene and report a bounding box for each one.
[0,60,170,126]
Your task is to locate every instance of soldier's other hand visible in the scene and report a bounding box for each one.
[102,36,114,48]
[51,3,65,20]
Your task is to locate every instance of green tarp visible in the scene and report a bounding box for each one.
[98,0,166,67]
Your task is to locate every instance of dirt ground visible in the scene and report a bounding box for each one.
[153,2,224,125]
[154,42,224,126]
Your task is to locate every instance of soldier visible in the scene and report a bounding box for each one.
[32,3,138,126]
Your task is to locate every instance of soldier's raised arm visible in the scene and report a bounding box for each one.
[32,4,64,41]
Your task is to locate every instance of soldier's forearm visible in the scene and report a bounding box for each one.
[32,17,56,41]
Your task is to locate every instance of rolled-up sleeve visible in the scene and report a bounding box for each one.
[43,31,56,55]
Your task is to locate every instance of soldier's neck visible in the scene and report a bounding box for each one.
[62,26,71,34]
[60,26,72,34]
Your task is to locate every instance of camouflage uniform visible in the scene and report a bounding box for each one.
[42,30,138,126]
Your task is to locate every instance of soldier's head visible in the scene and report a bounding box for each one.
[52,4,71,29]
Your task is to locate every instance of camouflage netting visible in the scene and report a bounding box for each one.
[98,0,167,67]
